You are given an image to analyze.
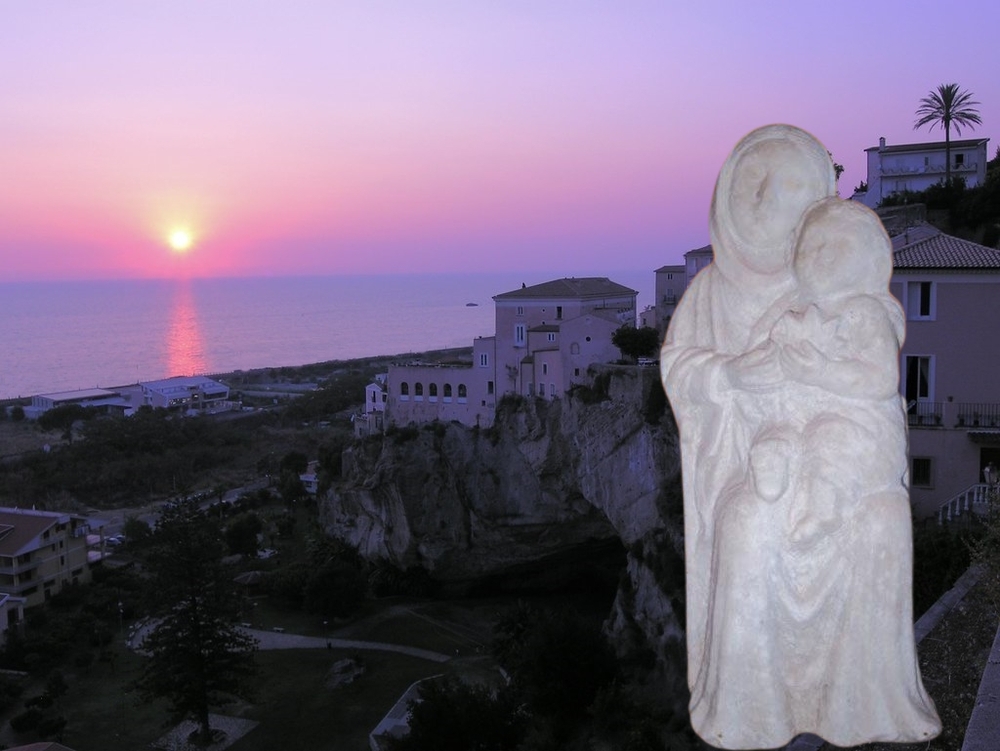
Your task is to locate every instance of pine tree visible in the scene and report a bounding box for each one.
[135,499,257,742]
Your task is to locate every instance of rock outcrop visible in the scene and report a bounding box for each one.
[321,364,686,688]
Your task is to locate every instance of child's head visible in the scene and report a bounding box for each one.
[793,198,893,300]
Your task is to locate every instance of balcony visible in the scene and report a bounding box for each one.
[956,403,1000,429]
[907,401,944,427]
[880,161,977,177]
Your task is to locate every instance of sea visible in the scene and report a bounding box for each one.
[0,271,652,400]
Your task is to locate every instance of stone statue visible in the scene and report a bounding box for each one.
[660,124,941,749]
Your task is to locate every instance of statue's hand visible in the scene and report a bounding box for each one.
[727,342,783,391]
[779,341,825,383]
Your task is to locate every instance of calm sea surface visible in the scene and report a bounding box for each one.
[0,272,651,399]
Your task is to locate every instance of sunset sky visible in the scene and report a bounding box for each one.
[2,1,998,282]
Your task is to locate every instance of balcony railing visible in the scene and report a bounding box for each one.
[880,161,977,177]
[907,401,944,427]
[956,403,1000,429]
[938,483,994,524]
[905,402,1000,429]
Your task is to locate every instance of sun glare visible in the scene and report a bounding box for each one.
[168,229,193,253]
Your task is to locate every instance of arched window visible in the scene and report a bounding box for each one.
[458,384,467,401]
[415,382,423,396]
[429,383,438,397]
[444,384,453,398]
[400,382,409,396]
[570,342,580,355]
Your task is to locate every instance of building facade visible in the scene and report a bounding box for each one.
[888,223,1000,518]
[139,376,230,412]
[0,508,96,609]
[652,264,686,332]
[383,277,637,429]
[859,136,990,208]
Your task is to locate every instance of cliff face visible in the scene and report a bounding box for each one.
[321,365,686,681]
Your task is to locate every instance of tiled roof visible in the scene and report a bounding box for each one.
[892,223,1000,269]
[0,509,67,557]
[684,244,712,258]
[529,324,560,332]
[37,388,118,402]
[494,277,636,300]
[866,138,988,153]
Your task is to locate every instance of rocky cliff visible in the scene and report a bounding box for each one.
[321,364,686,686]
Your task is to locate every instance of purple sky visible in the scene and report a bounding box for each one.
[2,1,997,281]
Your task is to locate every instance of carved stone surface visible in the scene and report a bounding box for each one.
[660,124,941,749]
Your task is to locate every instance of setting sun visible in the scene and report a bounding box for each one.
[168,229,193,253]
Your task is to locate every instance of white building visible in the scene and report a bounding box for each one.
[138,376,231,413]
[858,136,990,208]
[887,223,1000,519]
[27,388,133,419]
[384,277,637,429]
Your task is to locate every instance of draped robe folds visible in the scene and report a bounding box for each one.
[661,243,941,749]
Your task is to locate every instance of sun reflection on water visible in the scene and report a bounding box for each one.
[167,282,206,377]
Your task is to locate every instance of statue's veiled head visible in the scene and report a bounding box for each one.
[710,125,836,279]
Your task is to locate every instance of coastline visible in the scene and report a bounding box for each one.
[0,346,475,407]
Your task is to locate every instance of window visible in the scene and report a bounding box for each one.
[414,383,423,400]
[547,333,555,342]
[912,458,933,487]
[906,281,935,319]
[515,324,526,346]
[556,306,562,320]
[574,368,580,376]
[550,383,555,396]
[542,363,548,375]
[527,383,534,396]
[444,384,452,400]
[400,382,409,397]
[955,153,965,166]
[458,384,467,401]
[479,353,489,367]
[429,383,438,400]
[371,391,376,403]
[516,306,524,316]
[487,381,494,395]
[666,273,673,280]
[905,356,933,404]
[538,382,545,395]
[570,343,580,355]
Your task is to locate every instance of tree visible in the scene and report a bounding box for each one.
[135,500,257,743]
[914,83,982,187]
[9,405,25,422]
[122,515,152,547]
[611,325,661,362]
[387,677,526,751]
[224,513,262,557]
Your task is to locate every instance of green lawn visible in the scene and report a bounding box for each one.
[230,649,449,751]
[0,640,449,751]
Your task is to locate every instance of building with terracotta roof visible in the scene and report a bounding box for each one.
[858,136,990,208]
[887,223,1000,518]
[0,508,96,609]
[384,277,637,428]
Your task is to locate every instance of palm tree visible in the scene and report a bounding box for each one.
[914,83,982,186]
